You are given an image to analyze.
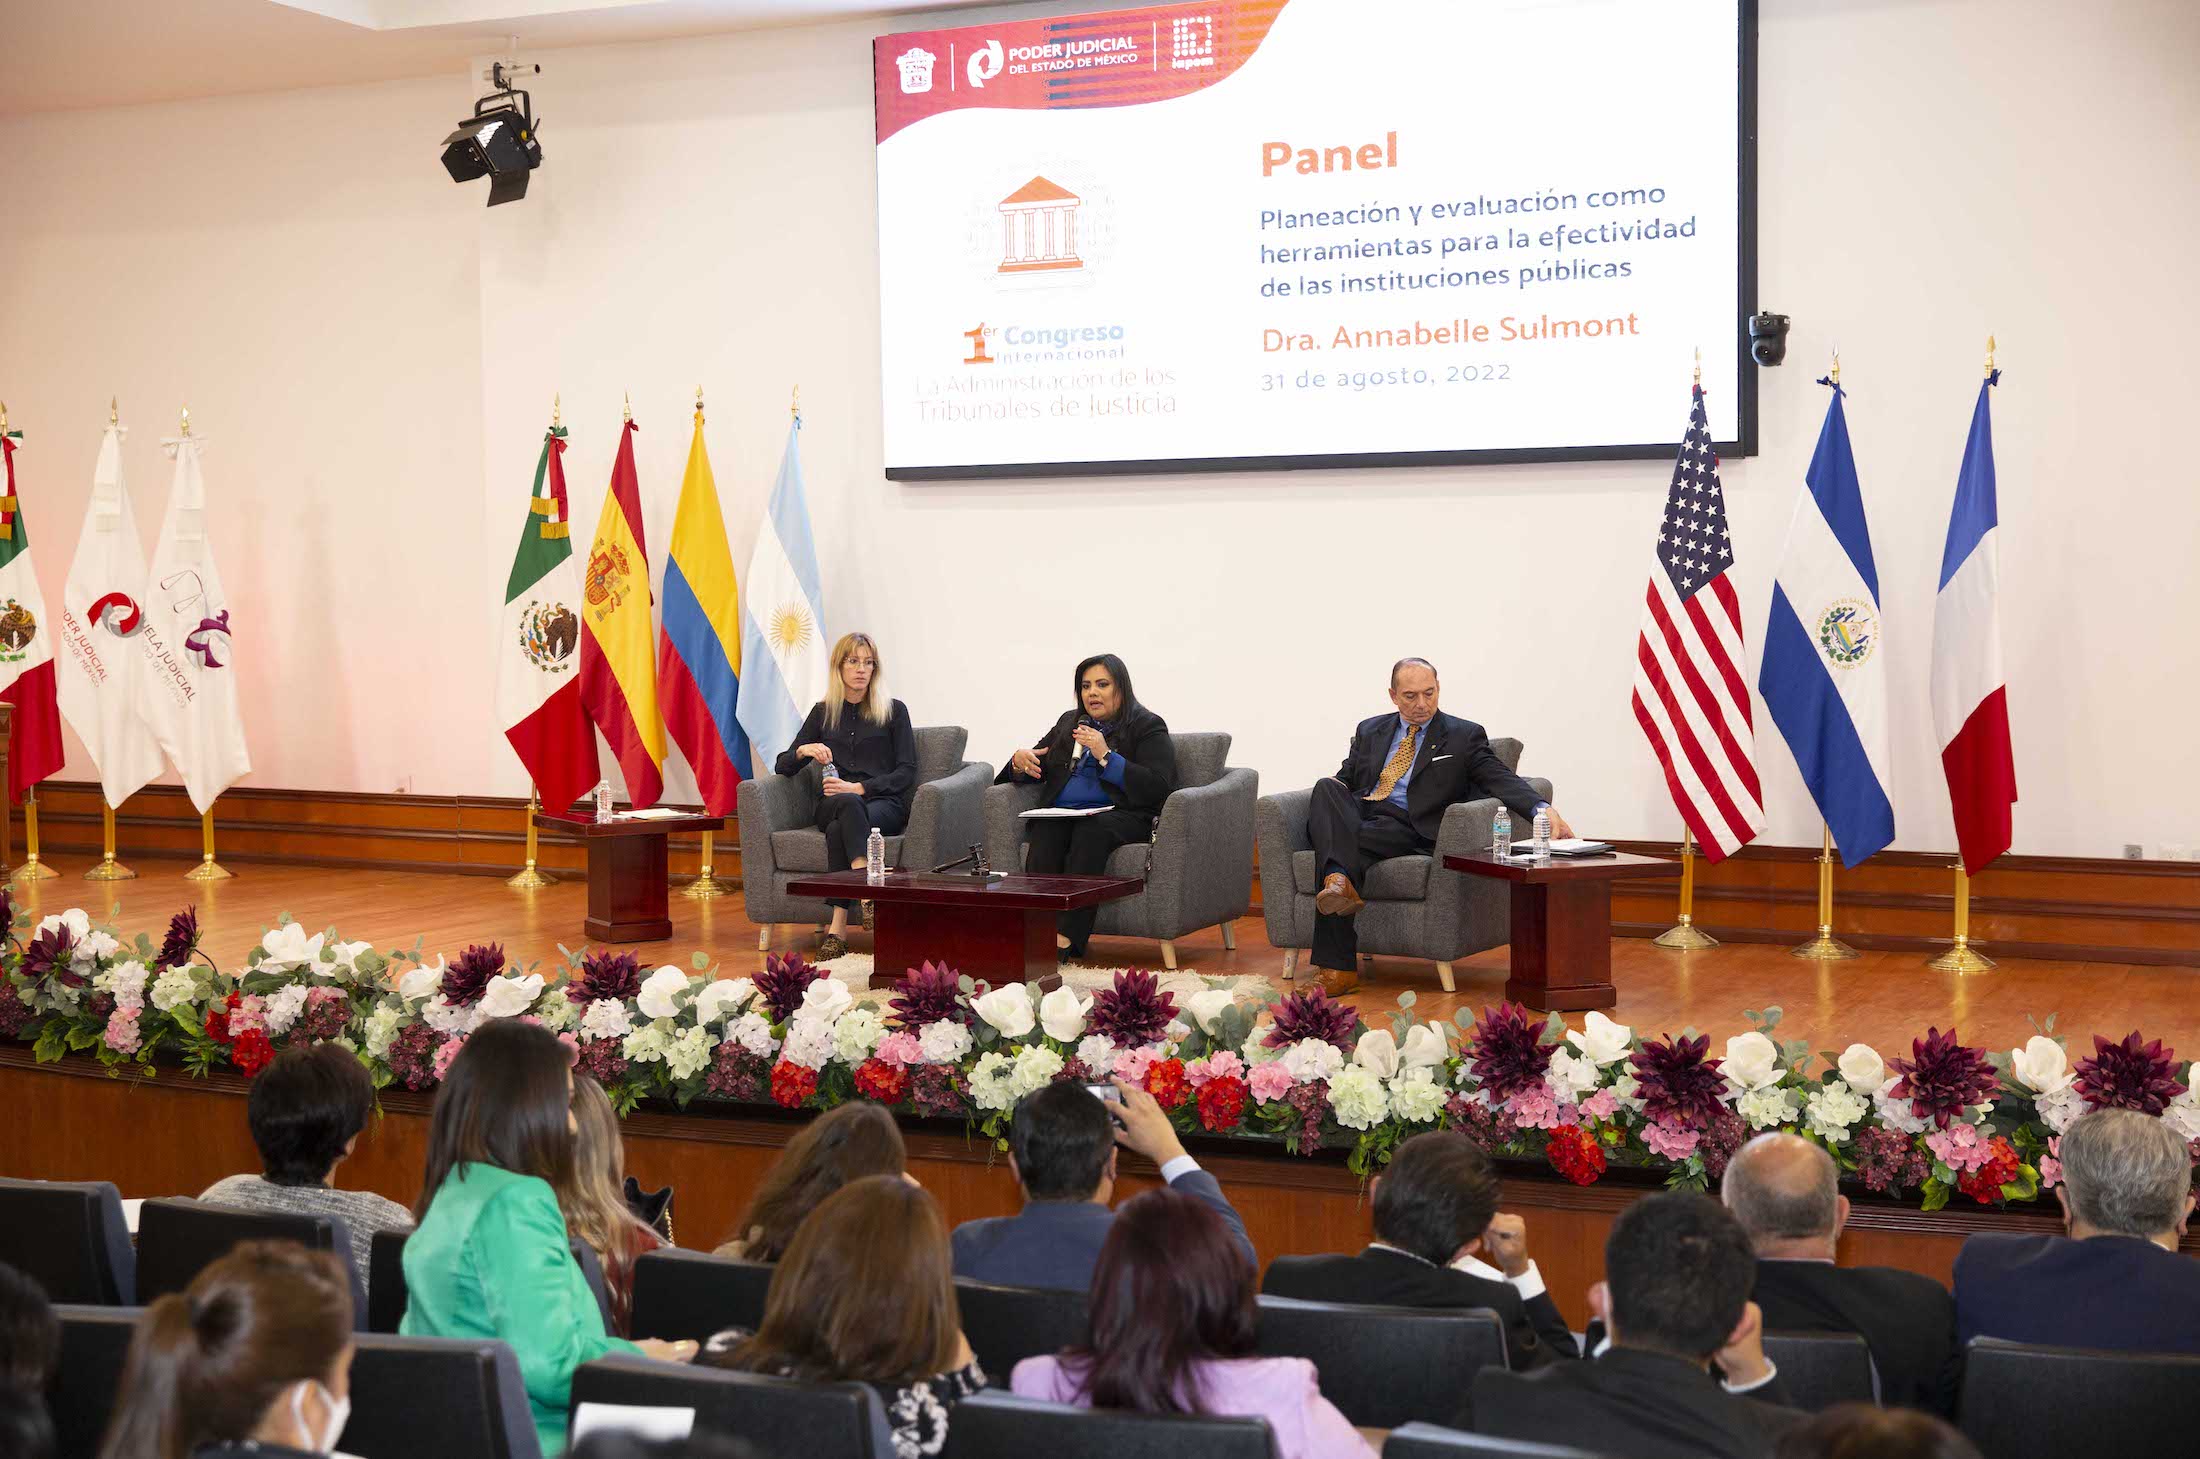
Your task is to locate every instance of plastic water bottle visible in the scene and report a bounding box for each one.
[1491,806,1512,861]
[1532,802,1553,861]
[821,759,838,784]
[866,826,886,884]
[592,779,613,823]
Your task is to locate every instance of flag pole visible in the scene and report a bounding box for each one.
[84,803,135,880]
[184,804,233,881]
[1653,828,1718,949]
[507,788,554,890]
[675,383,734,903]
[15,786,58,881]
[1927,861,1994,972]
[1789,824,1859,959]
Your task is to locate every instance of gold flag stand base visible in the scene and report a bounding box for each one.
[85,806,135,881]
[13,789,58,881]
[1925,863,1993,973]
[1789,826,1859,959]
[1790,929,1861,960]
[183,808,233,882]
[11,857,58,883]
[1652,830,1719,948]
[682,830,731,900]
[507,791,554,890]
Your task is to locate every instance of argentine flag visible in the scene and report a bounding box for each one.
[735,417,826,765]
[1758,381,1895,868]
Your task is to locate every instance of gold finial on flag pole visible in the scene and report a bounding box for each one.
[552,392,561,428]
[623,391,632,424]
[1693,347,1701,388]
[110,397,119,427]
[0,401,8,434]
[1828,347,1840,386]
[180,405,192,436]
[1985,335,1997,379]
[696,385,704,422]
[790,385,800,422]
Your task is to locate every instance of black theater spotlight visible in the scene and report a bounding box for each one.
[442,62,542,207]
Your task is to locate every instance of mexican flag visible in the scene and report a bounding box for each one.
[495,427,595,813]
[0,429,66,803]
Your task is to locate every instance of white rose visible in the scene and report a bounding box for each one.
[2011,1035,2073,1095]
[693,978,755,1026]
[331,939,376,973]
[919,1020,974,1064]
[1280,1038,1346,1084]
[1075,1035,1118,1077]
[1184,988,1236,1035]
[1721,1031,1782,1092]
[37,909,91,942]
[263,984,310,1037]
[973,985,1037,1039]
[478,972,544,1020]
[1399,1023,1448,1069]
[258,923,326,971]
[398,960,446,1004]
[637,967,693,1021]
[796,978,855,1027]
[581,998,634,1042]
[1039,986,1093,1043]
[1328,1065,1392,1130]
[1835,1043,1885,1092]
[1566,1010,1634,1066]
[1353,1029,1401,1079]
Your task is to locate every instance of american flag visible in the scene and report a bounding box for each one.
[1630,385,1765,862]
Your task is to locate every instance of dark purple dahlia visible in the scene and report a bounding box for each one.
[1260,987,1359,1053]
[2072,1031,2187,1115]
[1466,1003,1555,1103]
[1086,969,1178,1049]
[755,952,823,1026]
[1886,1027,1999,1129]
[439,943,505,1007]
[156,906,201,971]
[20,926,80,989]
[1628,1033,1728,1131]
[888,961,969,1030]
[566,949,643,1006]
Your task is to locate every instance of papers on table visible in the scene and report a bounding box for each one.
[1510,838,1616,857]
[570,1404,696,1442]
[1020,806,1109,819]
[621,808,689,821]
[121,1198,145,1235]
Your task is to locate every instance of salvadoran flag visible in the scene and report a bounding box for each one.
[1931,372,2016,874]
[1757,380,1895,868]
[735,418,825,766]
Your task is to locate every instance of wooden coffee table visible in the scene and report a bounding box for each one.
[782,869,1145,989]
[536,809,726,943]
[1443,850,1681,1010]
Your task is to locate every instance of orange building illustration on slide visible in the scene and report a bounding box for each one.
[998,176,1084,273]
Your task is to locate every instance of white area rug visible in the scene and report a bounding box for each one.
[811,952,1265,1004]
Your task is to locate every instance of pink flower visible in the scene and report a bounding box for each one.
[556,1032,580,1056]
[1642,1121,1703,1160]
[873,1030,924,1069]
[1925,1121,1994,1173]
[431,1036,466,1081]
[1579,1088,1621,1121]
[1508,1083,1569,1131]
[1248,1062,1296,1103]
[2039,1136,2063,1189]
[227,994,268,1037]
[103,1007,141,1056]
[1113,1045,1163,1086]
[1188,1051,1246,1088]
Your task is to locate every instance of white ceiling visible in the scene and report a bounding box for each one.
[0,0,998,116]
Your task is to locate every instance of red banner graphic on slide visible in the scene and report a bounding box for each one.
[875,1,1290,144]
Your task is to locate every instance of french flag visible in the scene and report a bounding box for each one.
[1931,371,2017,874]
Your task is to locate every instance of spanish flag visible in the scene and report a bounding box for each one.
[656,404,751,815]
[578,418,664,808]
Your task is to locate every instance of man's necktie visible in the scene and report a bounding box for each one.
[1367,724,1419,802]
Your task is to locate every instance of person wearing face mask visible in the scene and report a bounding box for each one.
[97,1241,356,1459]
[999,653,1177,963]
[777,632,918,959]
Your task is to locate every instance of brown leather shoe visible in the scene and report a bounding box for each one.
[1313,873,1365,918]
[1317,965,1361,997]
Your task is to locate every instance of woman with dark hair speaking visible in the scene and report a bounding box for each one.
[999,653,1176,962]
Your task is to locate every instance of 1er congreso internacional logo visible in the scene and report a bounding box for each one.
[1817,598,1878,669]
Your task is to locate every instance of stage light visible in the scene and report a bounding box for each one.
[443,62,541,207]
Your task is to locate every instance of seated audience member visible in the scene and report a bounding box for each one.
[1012,1188,1371,1459]
[952,1080,1251,1290]
[1262,1129,1576,1365]
[715,1102,907,1262]
[199,1043,414,1287]
[1723,1132,1957,1412]
[1463,1191,1802,1459]
[562,1074,665,1337]
[997,653,1176,963]
[0,1259,60,1391]
[97,1240,355,1459]
[705,1175,984,1457]
[1772,1404,1982,1459]
[1955,1106,2200,1352]
[402,1020,694,1454]
[0,1382,55,1459]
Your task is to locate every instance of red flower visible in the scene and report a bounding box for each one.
[770,1060,818,1109]
[1145,1057,1191,1111]
[204,991,242,1045]
[1957,1135,2021,1204]
[230,1028,275,1078]
[1546,1124,1607,1186]
[1197,1075,1249,1132]
[854,1058,910,1105]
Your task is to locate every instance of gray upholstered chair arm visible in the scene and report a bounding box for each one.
[983,782,1047,871]
[902,761,993,872]
[1255,788,1314,947]
[1423,776,1552,945]
[1140,767,1259,936]
[737,770,815,884]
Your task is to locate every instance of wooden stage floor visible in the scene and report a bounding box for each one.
[20,856,2198,1055]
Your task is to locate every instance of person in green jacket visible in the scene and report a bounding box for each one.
[401,1019,696,1452]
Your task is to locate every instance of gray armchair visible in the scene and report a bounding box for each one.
[1256,736,1550,993]
[739,725,992,949]
[982,731,1257,970]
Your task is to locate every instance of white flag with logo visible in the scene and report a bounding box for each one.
[134,434,249,813]
[59,423,167,806]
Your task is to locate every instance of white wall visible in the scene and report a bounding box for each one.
[6,0,2198,857]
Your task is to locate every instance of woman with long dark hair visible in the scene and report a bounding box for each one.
[401,1020,693,1453]
[1011,1188,1368,1459]
[998,652,1176,961]
[97,1241,354,1459]
[713,1102,907,1262]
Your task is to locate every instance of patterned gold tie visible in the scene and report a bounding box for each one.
[1366,723,1419,801]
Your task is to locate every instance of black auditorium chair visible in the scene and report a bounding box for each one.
[572,1356,894,1459]
[629,1248,775,1341]
[51,1305,139,1459]
[1382,1423,1619,1459]
[1253,1294,1508,1429]
[341,1334,543,1459]
[954,1279,1090,1380]
[1761,1331,1879,1411]
[135,1197,365,1326]
[1957,1338,2200,1459]
[944,1392,1277,1459]
[0,1177,136,1303]
[367,1228,614,1334]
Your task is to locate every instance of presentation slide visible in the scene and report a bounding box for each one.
[873,0,1754,479]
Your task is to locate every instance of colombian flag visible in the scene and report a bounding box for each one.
[657,407,751,815]
[578,419,665,807]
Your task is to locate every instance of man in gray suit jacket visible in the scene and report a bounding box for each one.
[951,1079,1252,1291]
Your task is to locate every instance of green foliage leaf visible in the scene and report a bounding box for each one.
[691,951,710,971]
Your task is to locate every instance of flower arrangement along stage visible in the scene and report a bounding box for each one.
[5,892,2197,1214]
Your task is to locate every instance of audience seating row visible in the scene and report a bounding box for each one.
[366,1227,613,1334]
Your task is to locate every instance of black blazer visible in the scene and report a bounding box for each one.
[1262,1246,1578,1369]
[1463,1347,1804,1459]
[774,698,919,817]
[997,703,1176,819]
[1752,1257,1958,1414]
[1954,1231,2200,1354]
[1335,711,1543,843]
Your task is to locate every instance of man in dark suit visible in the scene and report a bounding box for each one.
[1723,1131,1958,1413]
[1955,1107,2200,1352]
[1262,1130,1577,1367]
[1462,1191,1804,1459]
[1307,658,1570,994]
[950,1078,1251,1290]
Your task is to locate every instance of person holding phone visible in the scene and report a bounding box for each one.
[998,653,1176,962]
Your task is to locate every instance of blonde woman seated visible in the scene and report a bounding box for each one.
[560,1074,665,1337]
[776,632,918,959]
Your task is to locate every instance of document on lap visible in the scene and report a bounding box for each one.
[1021,806,1110,819]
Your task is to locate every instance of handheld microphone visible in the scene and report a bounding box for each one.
[1072,714,1097,766]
